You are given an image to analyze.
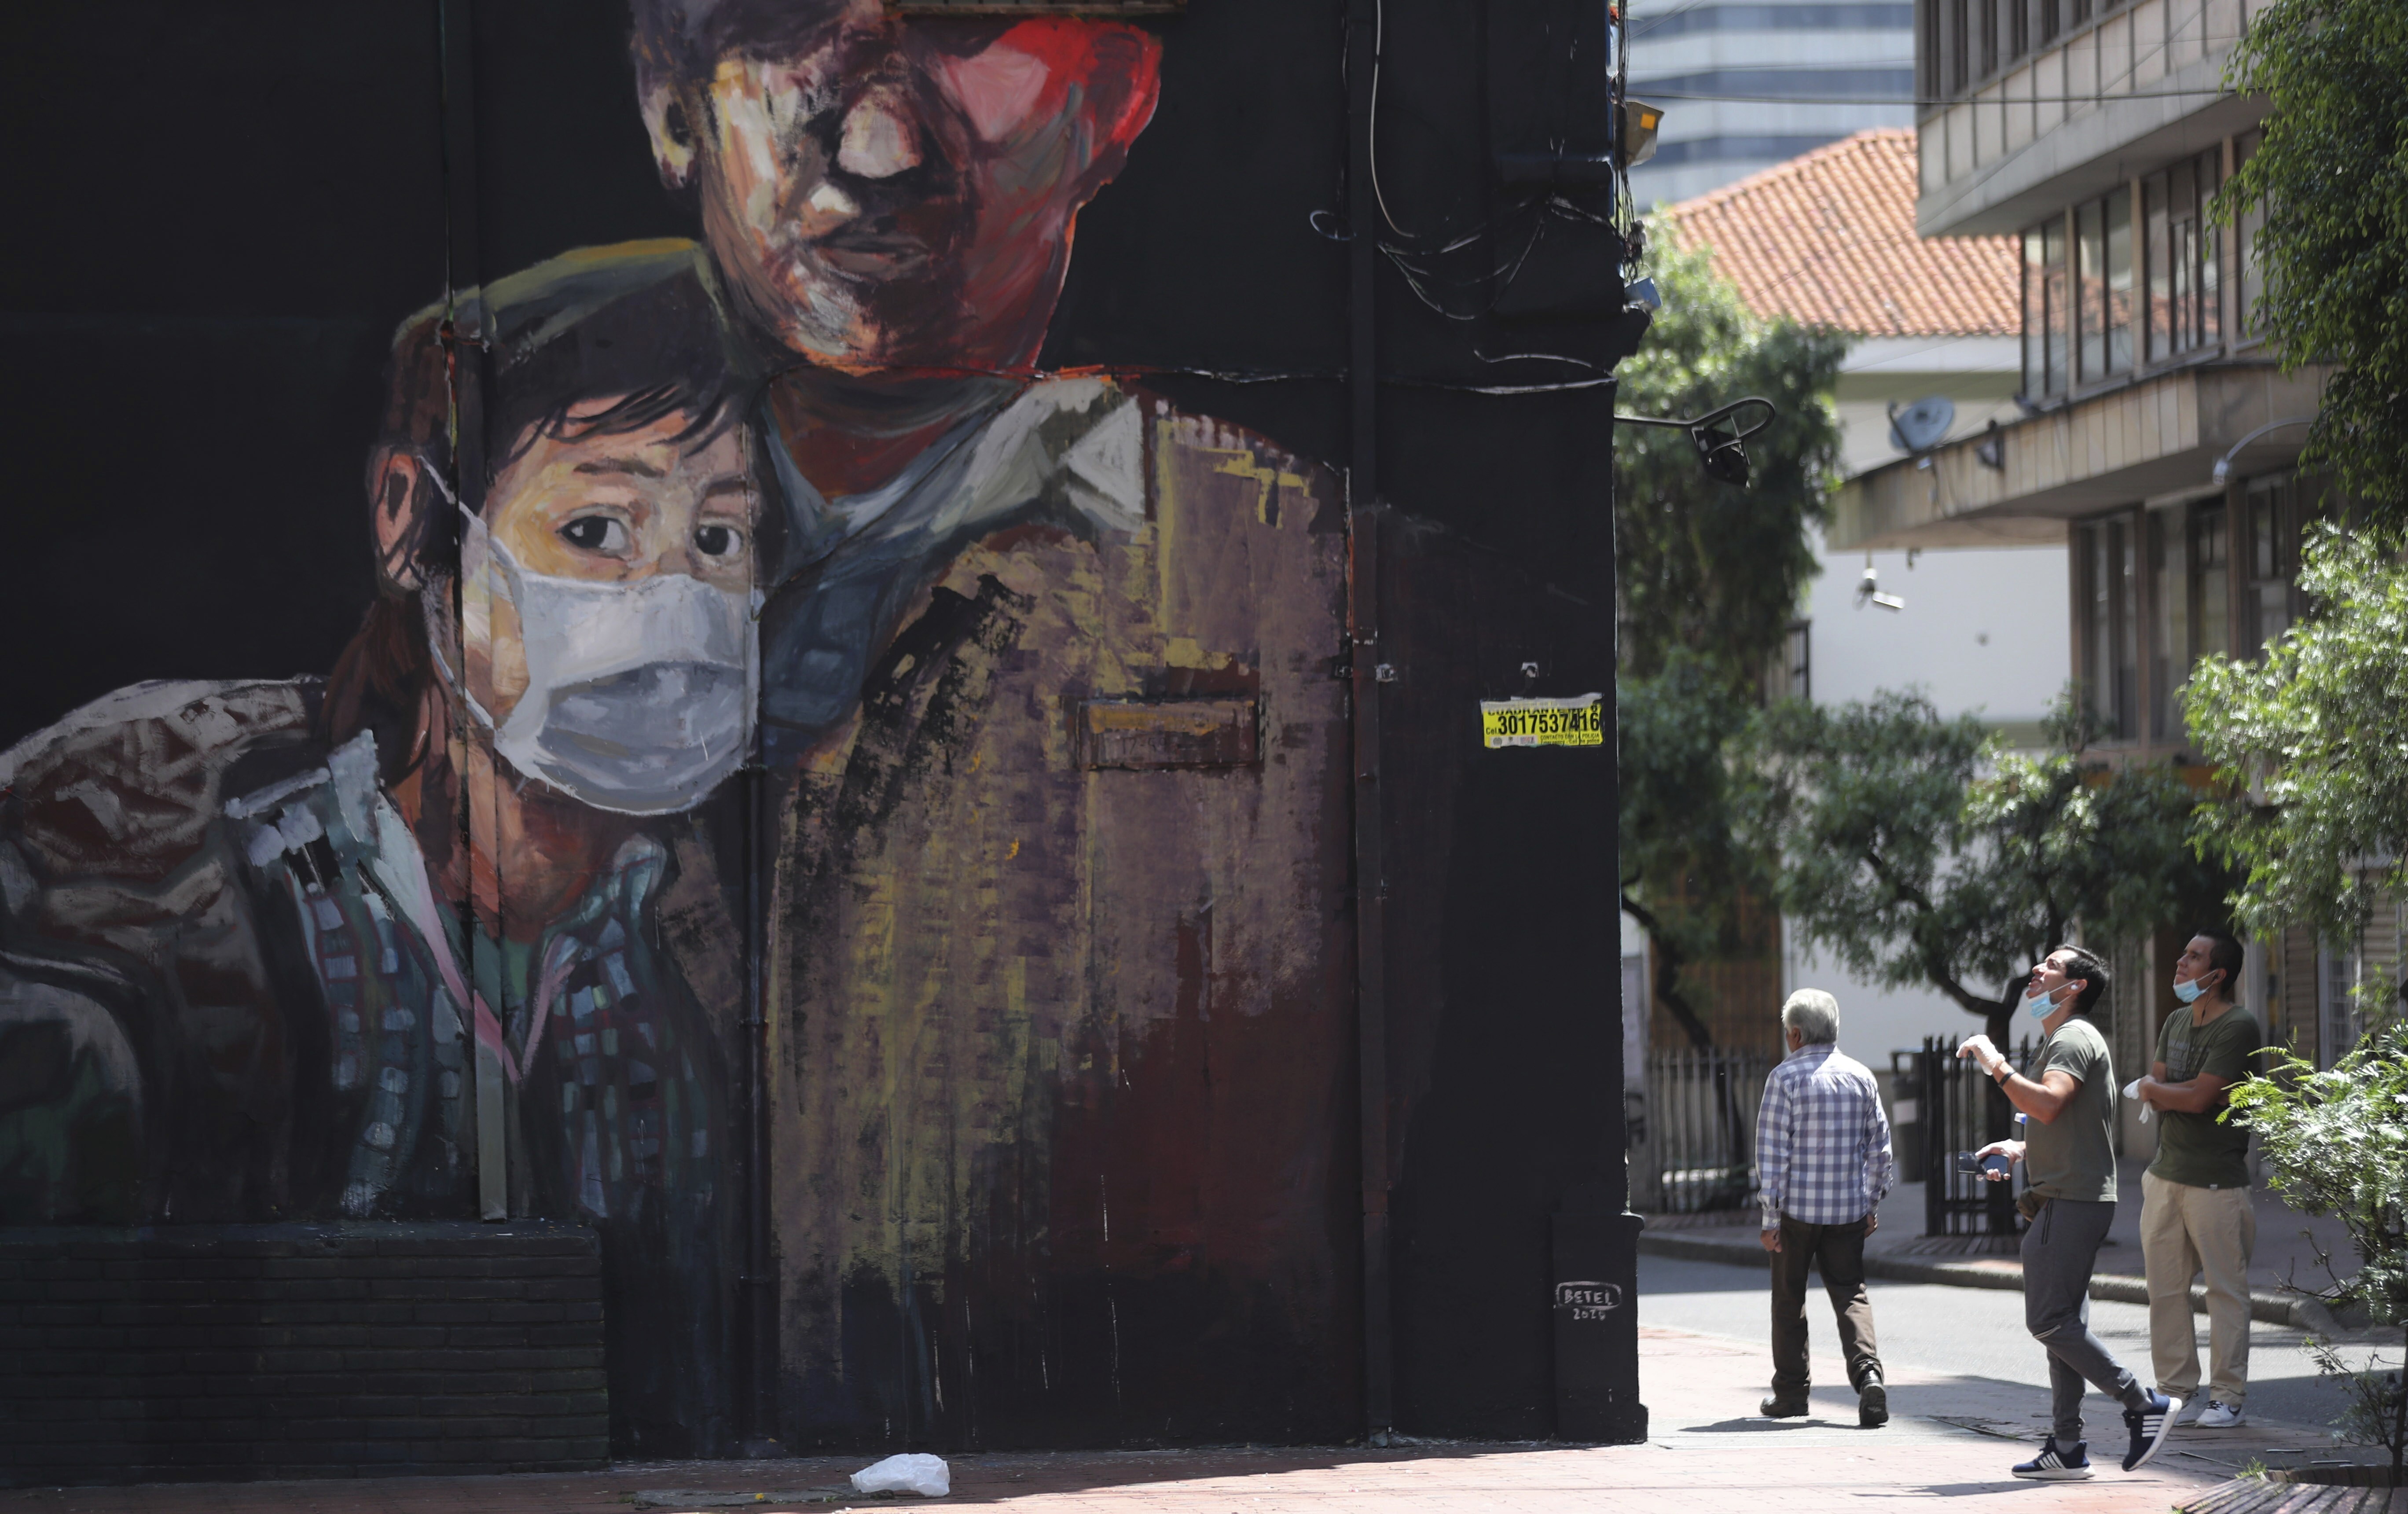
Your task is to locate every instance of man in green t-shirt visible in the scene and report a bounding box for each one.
[2134,929,2265,1428]
[1960,946,2178,1481]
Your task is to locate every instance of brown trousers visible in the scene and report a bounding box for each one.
[1770,1213,1882,1400]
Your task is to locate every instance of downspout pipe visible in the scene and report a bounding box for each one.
[741,764,779,1454]
[1344,0,1395,1449]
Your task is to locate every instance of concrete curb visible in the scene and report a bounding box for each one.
[1637,1229,2325,1330]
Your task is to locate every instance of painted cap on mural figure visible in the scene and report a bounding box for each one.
[628,0,1162,375]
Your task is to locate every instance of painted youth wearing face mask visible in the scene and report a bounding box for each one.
[453,406,763,816]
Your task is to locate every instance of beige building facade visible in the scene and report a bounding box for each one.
[1835,0,2368,1138]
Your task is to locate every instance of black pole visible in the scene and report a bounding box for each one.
[741,764,779,1454]
[1345,0,1394,1449]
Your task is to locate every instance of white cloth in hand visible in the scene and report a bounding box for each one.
[2122,1077,2152,1123]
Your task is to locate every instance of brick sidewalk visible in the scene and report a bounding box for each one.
[4,1322,2300,1514]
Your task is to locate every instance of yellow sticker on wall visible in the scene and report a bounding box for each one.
[1479,693,1604,749]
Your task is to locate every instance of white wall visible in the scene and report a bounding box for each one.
[1782,937,1990,1076]
[1788,529,2070,1060]
[1804,525,2068,724]
[1814,335,2067,725]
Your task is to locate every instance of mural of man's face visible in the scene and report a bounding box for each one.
[642,3,1161,375]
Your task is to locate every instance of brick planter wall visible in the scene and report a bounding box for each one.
[0,1222,606,1486]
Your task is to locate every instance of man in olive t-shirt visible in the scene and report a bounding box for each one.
[2136,930,2265,1427]
[1962,946,2177,1480]
[2020,1005,2119,1204]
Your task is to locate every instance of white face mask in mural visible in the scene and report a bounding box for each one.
[457,511,759,815]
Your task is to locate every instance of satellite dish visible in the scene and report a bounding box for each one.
[1888,396,1956,454]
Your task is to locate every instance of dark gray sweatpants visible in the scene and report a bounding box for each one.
[2022,1195,2147,1444]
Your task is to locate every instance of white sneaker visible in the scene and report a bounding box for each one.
[2194,1400,2245,1428]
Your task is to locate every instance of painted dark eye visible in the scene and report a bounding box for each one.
[559,516,629,553]
[694,523,742,558]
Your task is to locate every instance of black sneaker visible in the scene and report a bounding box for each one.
[1760,1395,1809,1418]
[1857,1378,1888,1429]
[2122,1392,2180,1471]
[2012,1437,2093,1481]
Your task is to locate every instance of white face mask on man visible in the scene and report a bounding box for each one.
[454,510,760,816]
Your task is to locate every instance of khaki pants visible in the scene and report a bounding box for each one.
[2140,1169,2257,1407]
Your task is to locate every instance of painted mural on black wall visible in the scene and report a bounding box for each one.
[1,0,1632,1459]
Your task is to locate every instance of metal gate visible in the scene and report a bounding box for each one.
[1919,1034,2030,1238]
[1639,1050,1773,1213]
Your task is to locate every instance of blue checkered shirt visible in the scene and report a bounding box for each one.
[1755,1042,1895,1229]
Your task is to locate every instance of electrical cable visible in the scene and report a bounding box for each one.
[1367,0,1416,240]
[1633,83,2238,105]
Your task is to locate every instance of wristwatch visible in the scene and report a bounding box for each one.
[1990,1058,2012,1083]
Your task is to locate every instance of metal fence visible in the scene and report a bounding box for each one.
[1918,1033,2032,1238]
[1634,1049,1773,1213]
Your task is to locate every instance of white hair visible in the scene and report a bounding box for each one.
[1781,989,1840,1045]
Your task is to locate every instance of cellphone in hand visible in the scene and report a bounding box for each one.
[1954,1150,2014,1180]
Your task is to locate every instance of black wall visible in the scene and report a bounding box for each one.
[0,1223,606,1486]
[2,0,1639,1452]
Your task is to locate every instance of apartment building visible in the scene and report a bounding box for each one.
[1626,0,1919,206]
[1828,0,2360,1132]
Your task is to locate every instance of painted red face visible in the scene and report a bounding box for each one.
[655,4,1161,375]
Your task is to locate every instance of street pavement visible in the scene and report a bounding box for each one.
[1636,1250,2387,1431]
[8,1246,2395,1514]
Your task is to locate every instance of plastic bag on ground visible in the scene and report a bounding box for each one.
[850,1453,951,1497]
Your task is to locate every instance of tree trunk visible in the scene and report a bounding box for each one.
[1620,893,1714,1051]
[1980,997,2018,1237]
[2392,1320,2405,1488]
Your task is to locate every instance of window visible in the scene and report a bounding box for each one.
[2081,515,2137,739]
[2147,509,2187,742]
[2145,151,2222,361]
[2235,130,2265,339]
[1760,620,1811,704]
[1928,0,2138,97]
[2024,219,2071,397]
[2190,503,2229,665]
[2244,476,2304,653]
[2319,942,2361,1069]
[2076,189,2133,382]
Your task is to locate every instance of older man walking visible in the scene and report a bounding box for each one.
[1755,989,1896,1428]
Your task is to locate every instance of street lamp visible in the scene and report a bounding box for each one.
[1615,396,1777,486]
[2210,416,2317,485]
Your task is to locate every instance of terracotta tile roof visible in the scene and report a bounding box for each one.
[1659,129,2020,338]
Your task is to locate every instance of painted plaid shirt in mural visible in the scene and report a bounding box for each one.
[1754,1042,1895,1229]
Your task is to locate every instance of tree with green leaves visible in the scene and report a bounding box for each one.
[1615,237,1845,1048]
[2186,525,2408,1014]
[2224,1019,2408,1485]
[1755,693,2224,1049]
[2221,0,2408,520]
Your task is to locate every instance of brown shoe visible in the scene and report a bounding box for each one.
[1761,1395,1810,1418]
